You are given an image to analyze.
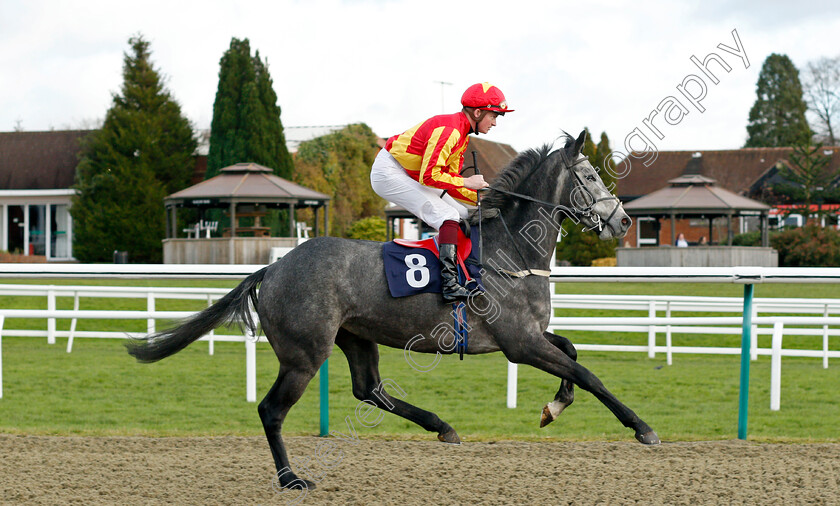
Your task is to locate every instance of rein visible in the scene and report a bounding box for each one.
[480,154,622,278]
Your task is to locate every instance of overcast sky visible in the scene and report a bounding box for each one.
[2,0,839,155]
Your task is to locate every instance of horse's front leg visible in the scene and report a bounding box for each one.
[540,331,576,428]
[503,334,660,445]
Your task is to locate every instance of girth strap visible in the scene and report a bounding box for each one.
[495,268,551,278]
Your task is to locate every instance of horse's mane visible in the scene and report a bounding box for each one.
[470,133,576,223]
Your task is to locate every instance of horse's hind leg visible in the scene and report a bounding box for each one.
[259,365,320,490]
[540,331,577,428]
[335,329,461,444]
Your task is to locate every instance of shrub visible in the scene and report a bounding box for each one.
[555,224,618,267]
[732,230,762,246]
[770,225,840,266]
[347,216,387,242]
[591,257,616,267]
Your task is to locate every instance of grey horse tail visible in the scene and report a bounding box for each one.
[126,266,268,363]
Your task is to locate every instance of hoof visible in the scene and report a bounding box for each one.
[276,472,316,491]
[539,401,568,428]
[437,429,461,445]
[635,430,661,445]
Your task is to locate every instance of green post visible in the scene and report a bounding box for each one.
[319,359,329,436]
[738,284,754,440]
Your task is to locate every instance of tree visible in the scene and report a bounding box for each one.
[555,129,620,266]
[745,53,812,147]
[206,38,293,179]
[293,124,386,237]
[773,142,840,222]
[72,35,196,263]
[802,55,840,145]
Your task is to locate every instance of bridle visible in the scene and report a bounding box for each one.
[488,153,623,234]
[479,152,624,278]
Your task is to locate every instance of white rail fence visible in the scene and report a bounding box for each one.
[549,294,840,366]
[0,266,839,419]
[0,283,265,402]
[506,296,840,410]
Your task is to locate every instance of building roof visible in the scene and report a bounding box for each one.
[0,130,92,190]
[165,162,330,206]
[623,175,770,215]
[460,136,519,182]
[616,147,840,201]
[285,125,347,153]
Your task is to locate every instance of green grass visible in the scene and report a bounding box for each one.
[0,279,838,442]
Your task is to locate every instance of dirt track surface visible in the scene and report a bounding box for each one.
[2,434,840,505]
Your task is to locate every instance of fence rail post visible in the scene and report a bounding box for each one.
[738,283,755,440]
[66,292,79,353]
[665,301,673,365]
[750,303,759,361]
[47,288,56,344]
[319,360,329,436]
[207,295,215,356]
[823,304,830,369]
[245,310,257,403]
[147,293,155,334]
[1,316,4,398]
[507,361,518,408]
[770,321,784,411]
[647,301,656,358]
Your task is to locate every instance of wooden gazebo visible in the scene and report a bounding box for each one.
[623,174,771,247]
[162,163,330,264]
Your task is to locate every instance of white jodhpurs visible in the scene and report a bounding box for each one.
[370,149,471,231]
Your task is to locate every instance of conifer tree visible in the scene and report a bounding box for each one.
[745,53,812,147]
[72,35,196,263]
[206,38,293,179]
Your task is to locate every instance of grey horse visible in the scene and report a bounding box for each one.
[127,130,660,490]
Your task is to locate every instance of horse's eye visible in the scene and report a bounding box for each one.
[585,174,597,182]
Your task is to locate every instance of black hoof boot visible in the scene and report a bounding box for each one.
[440,243,471,302]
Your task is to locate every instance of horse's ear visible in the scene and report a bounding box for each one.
[574,130,587,156]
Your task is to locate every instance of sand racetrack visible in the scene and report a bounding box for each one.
[2,434,840,505]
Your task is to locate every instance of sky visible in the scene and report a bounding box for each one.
[2,0,840,155]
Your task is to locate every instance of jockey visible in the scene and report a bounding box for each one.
[371,82,514,301]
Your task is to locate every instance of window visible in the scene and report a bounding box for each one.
[637,217,658,246]
[7,205,25,254]
[29,205,46,256]
[51,204,71,259]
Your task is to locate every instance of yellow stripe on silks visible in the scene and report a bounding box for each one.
[388,123,423,170]
[419,127,463,188]
[450,187,477,205]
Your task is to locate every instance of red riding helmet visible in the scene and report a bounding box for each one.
[461,82,514,114]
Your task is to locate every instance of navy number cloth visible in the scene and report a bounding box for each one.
[382,227,483,298]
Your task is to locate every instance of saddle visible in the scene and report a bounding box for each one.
[381,227,483,298]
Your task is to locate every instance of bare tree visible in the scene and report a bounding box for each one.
[803,56,840,145]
